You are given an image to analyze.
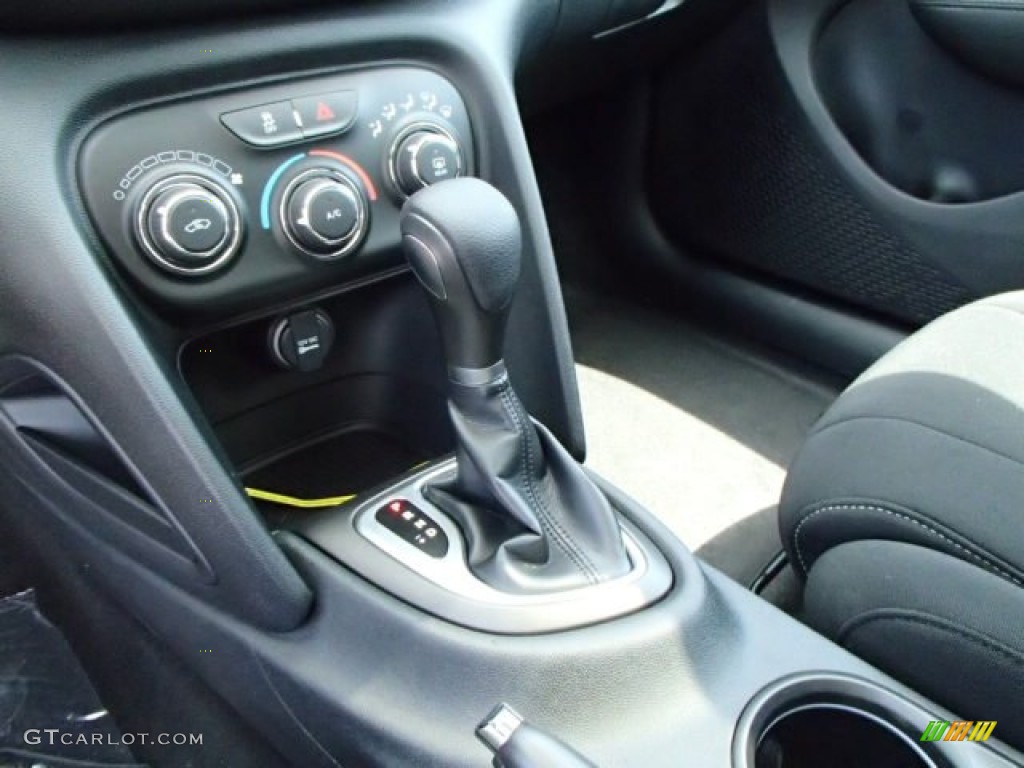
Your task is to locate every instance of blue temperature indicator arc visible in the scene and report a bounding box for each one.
[260,153,306,229]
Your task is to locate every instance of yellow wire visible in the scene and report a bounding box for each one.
[244,487,356,509]
[244,460,434,509]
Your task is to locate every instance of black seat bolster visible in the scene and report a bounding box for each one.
[804,540,1024,751]
[779,291,1024,580]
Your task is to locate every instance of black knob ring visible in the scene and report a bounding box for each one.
[134,173,242,278]
[388,121,463,200]
[278,168,369,260]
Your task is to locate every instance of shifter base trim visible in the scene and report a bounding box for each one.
[296,459,674,634]
[355,460,652,606]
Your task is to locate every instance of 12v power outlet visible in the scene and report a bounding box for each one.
[268,309,335,372]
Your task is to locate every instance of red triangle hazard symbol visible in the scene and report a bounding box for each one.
[316,101,336,122]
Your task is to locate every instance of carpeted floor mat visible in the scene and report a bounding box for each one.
[0,590,143,768]
[566,290,841,602]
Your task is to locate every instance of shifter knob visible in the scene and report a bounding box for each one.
[400,178,522,377]
[401,179,630,595]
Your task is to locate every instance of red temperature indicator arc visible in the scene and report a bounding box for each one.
[260,150,379,230]
[308,149,378,201]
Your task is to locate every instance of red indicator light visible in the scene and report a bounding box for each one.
[316,101,336,122]
[389,501,402,514]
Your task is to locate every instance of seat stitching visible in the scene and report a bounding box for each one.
[809,415,1024,470]
[792,502,1024,586]
[838,609,1024,668]
[970,296,1024,317]
[978,299,1024,319]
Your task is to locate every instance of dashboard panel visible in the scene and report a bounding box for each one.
[6,3,1024,768]
[79,66,473,319]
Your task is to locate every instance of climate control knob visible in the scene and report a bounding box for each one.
[389,125,463,198]
[135,174,242,277]
[279,169,368,259]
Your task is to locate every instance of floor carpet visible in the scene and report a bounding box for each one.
[566,290,841,593]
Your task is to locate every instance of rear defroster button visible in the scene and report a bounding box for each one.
[389,125,464,198]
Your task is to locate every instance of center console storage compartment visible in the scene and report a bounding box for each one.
[179,274,454,520]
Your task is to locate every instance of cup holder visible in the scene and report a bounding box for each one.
[754,704,934,768]
[734,674,951,768]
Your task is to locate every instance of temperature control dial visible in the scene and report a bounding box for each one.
[279,169,368,259]
[389,124,464,198]
[135,174,242,277]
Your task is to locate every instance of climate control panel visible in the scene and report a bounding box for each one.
[78,67,473,318]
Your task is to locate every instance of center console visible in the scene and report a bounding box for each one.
[1,2,1022,767]
[78,66,488,519]
[79,65,675,634]
[72,64,1021,765]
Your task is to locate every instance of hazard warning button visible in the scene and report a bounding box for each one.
[292,91,358,140]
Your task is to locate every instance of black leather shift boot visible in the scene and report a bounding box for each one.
[425,368,631,594]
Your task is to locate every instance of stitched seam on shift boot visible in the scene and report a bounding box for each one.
[792,503,1024,586]
[500,383,599,580]
[499,383,593,579]
[838,609,1024,667]
[499,381,599,581]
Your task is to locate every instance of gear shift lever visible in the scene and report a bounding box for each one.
[399,177,520,378]
[400,178,630,594]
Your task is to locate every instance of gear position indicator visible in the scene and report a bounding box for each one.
[376,499,449,558]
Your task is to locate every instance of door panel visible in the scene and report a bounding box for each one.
[817,0,1024,204]
[648,0,1024,326]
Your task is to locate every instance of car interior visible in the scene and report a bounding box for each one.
[2,0,1024,766]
